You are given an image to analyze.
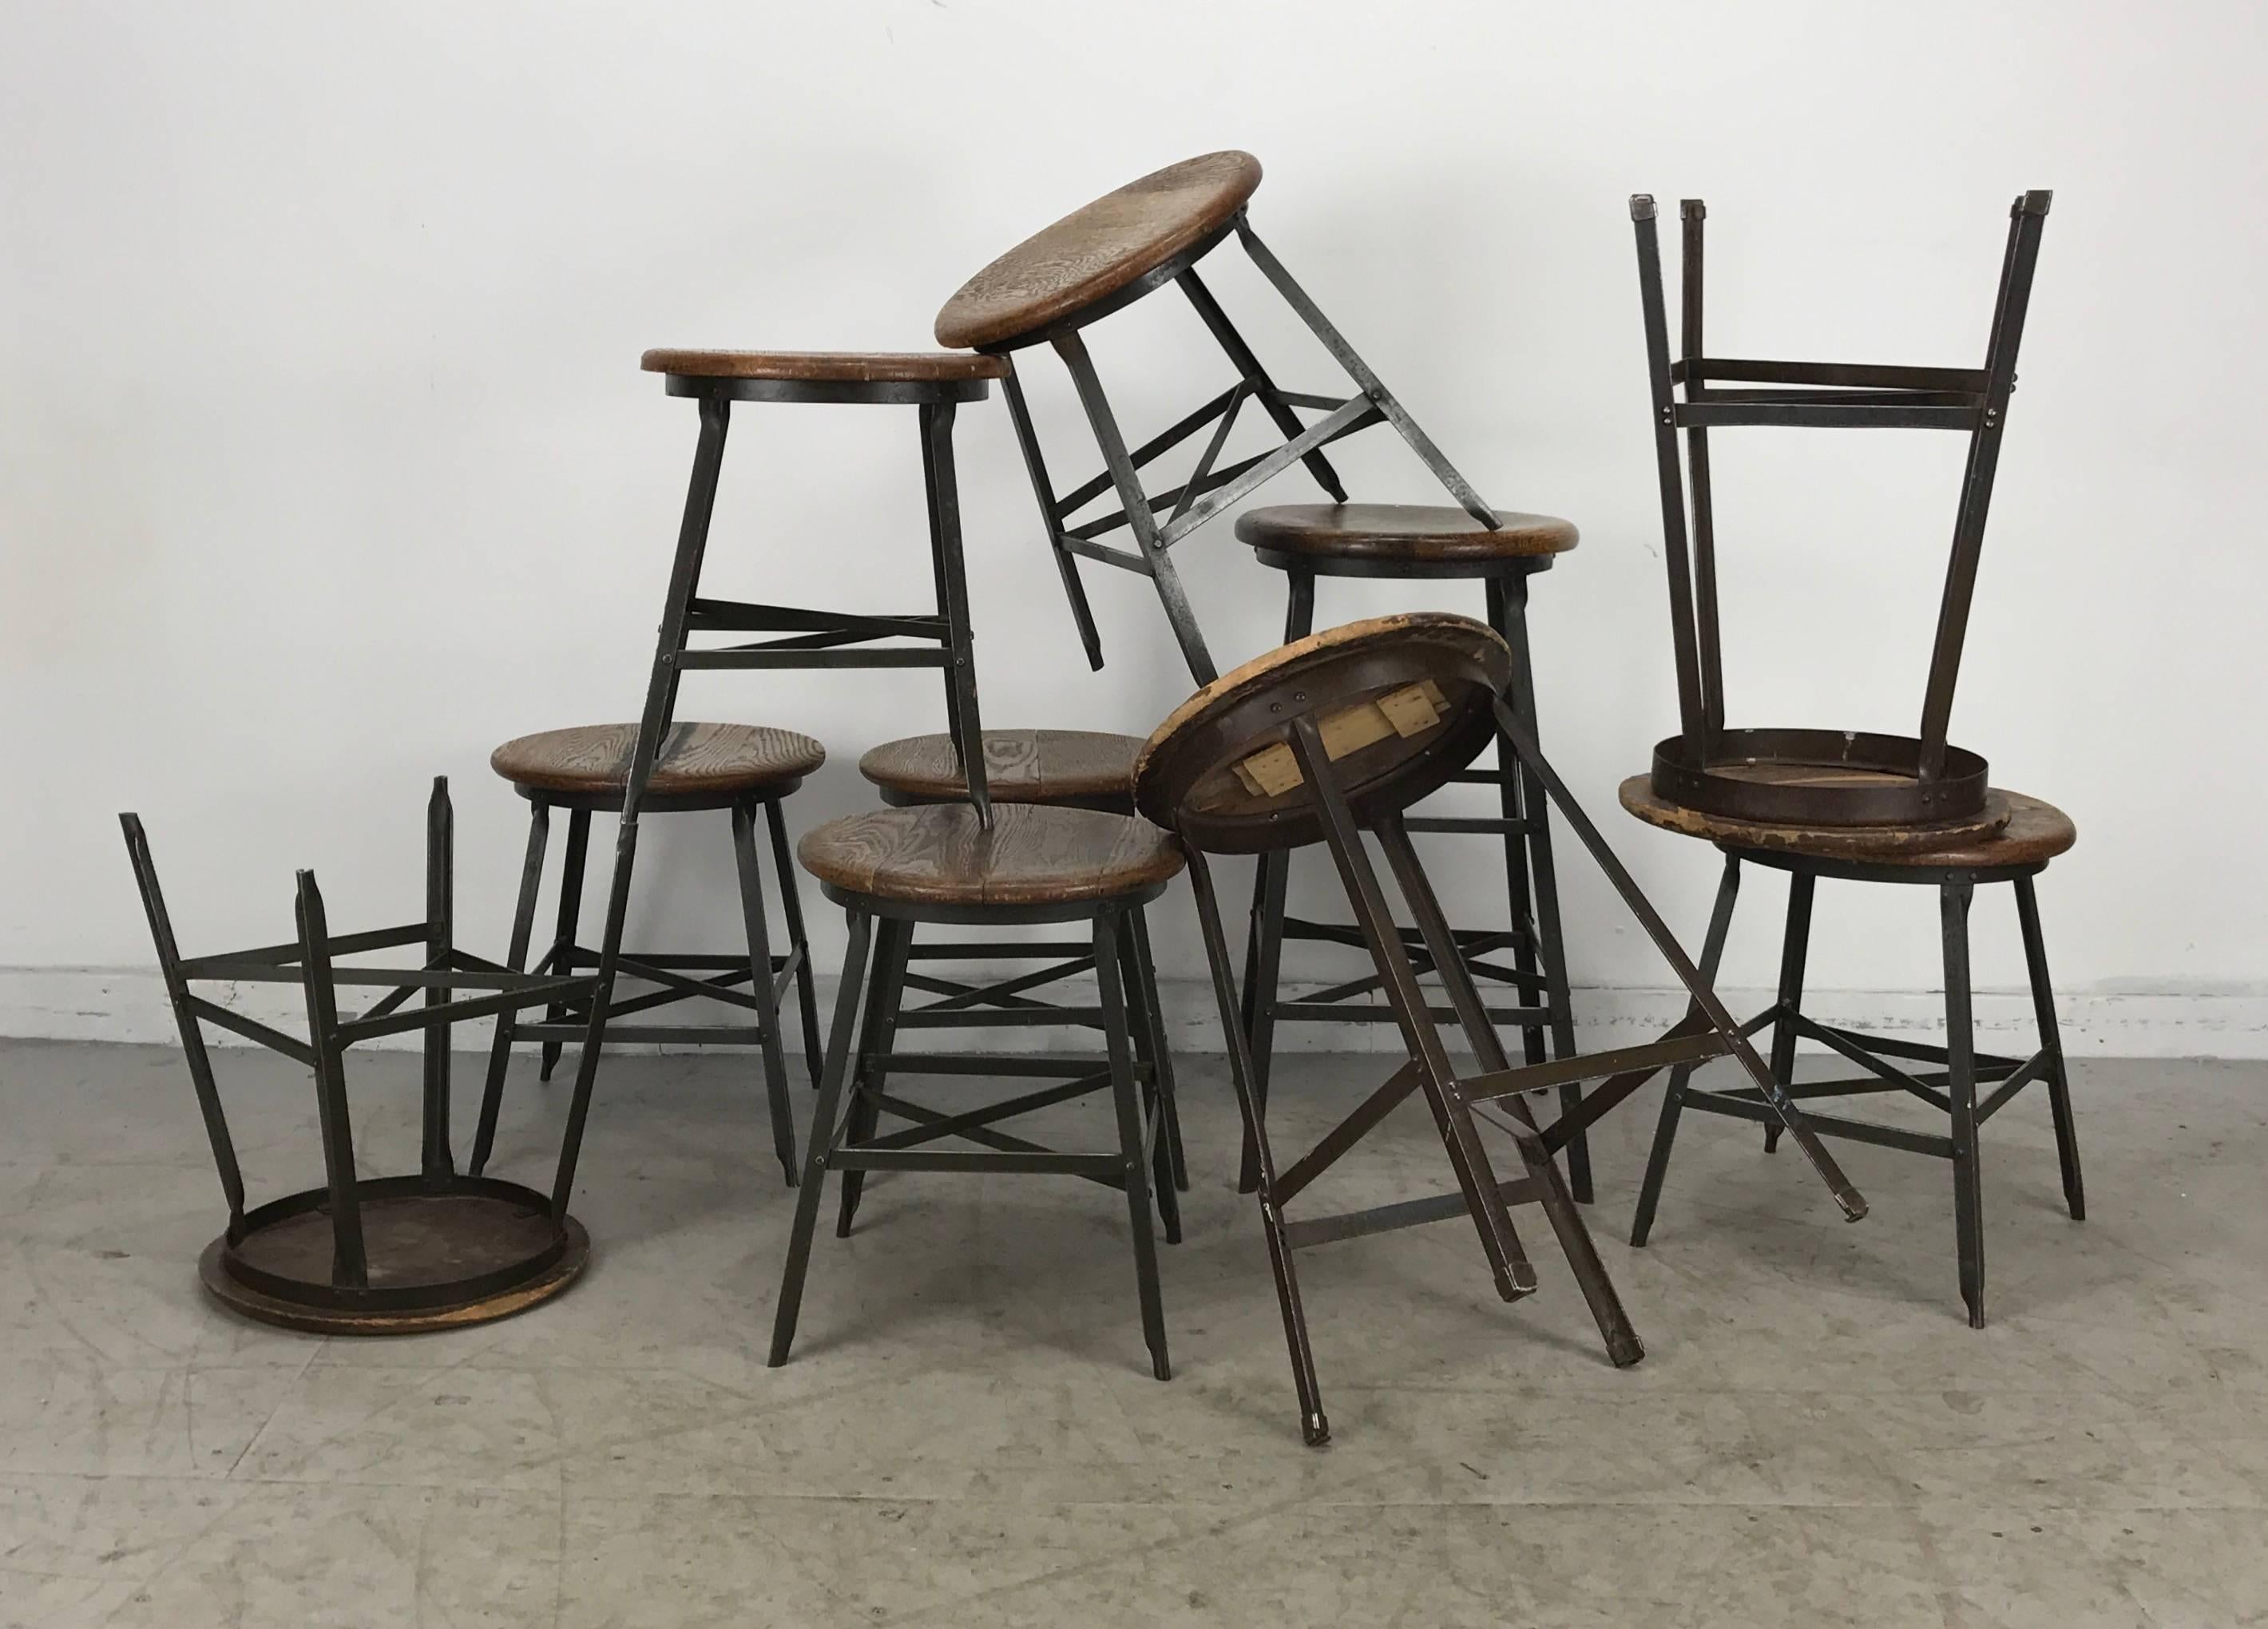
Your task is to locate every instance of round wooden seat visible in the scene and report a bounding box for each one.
[490,723,824,811]
[1236,504,1580,574]
[639,349,1009,383]
[1136,612,1511,854]
[860,729,1141,813]
[934,152,1264,350]
[798,803,1183,912]
[1620,778,2075,874]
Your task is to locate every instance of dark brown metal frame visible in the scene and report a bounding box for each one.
[987,211,1497,686]
[472,779,824,1190]
[870,779,1188,1195]
[1629,844,2084,1327]
[1148,622,1869,1445]
[1236,553,1589,1203]
[546,370,998,1216]
[1630,191,2051,826]
[769,881,1180,1381]
[119,779,595,1330]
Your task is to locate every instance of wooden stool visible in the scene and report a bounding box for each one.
[1232,503,1592,1200]
[120,782,593,1333]
[476,723,826,1189]
[1620,782,2085,1327]
[858,728,1188,1191]
[544,350,1005,1211]
[1628,192,2051,826]
[770,803,1185,1381]
[1136,611,1869,1444]
[937,151,1499,686]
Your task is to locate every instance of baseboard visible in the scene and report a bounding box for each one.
[4,965,2263,1060]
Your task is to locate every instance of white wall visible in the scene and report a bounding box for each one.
[3,0,2263,1054]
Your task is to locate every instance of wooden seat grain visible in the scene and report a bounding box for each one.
[859,729,1141,811]
[490,723,823,801]
[639,349,1009,383]
[934,152,1264,350]
[1236,503,1579,566]
[797,803,1183,909]
[1619,778,2074,869]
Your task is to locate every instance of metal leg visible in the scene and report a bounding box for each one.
[998,359,1104,672]
[294,871,367,1289]
[421,779,454,1183]
[551,393,732,1219]
[919,400,991,823]
[1176,266,1348,501]
[1291,716,1537,1302]
[1096,910,1172,1380]
[119,815,248,1238]
[1190,849,1327,1444]
[1237,571,1311,1193]
[1130,906,1189,1195]
[1234,218,1496,529]
[1762,871,1817,1155]
[1377,816,1643,1367]
[1630,854,1742,1247]
[836,917,911,1237]
[1496,572,1589,1202]
[1489,696,1868,1223]
[771,910,874,1367]
[1485,577,1549,1073]
[766,799,825,1082]
[1052,328,1219,686]
[1943,879,1986,1327]
[2015,874,2084,1221]
[1116,914,1183,1236]
[473,799,549,1176]
[732,801,801,1188]
[538,809,591,1082]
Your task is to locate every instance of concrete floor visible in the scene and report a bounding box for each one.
[2,1036,2264,1627]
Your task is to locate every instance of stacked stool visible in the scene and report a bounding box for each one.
[772,800,1186,1380]
[1620,190,2080,1322]
[476,722,827,1187]
[857,727,1188,1191]
[940,150,1598,1170]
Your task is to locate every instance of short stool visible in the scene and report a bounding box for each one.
[771,803,1185,1380]
[477,722,826,1188]
[1621,783,2085,1326]
[859,728,1189,1191]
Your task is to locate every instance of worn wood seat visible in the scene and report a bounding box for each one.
[1619,779,2072,873]
[490,723,824,811]
[1237,504,1580,572]
[934,151,1264,350]
[798,803,1182,910]
[860,729,1141,813]
[639,349,1009,383]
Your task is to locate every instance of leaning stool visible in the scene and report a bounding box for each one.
[770,802,1185,1380]
[858,727,1188,1191]
[1621,783,2085,1327]
[475,722,827,1188]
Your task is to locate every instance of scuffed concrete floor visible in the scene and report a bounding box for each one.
[2,1036,2264,1627]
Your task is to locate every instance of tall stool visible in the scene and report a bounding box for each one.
[1621,783,2085,1327]
[120,781,593,1332]
[1136,613,1862,1446]
[545,349,1005,1214]
[475,722,826,1189]
[1232,504,1590,1199]
[936,150,1497,686]
[858,728,1187,1189]
[770,803,1185,1381]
